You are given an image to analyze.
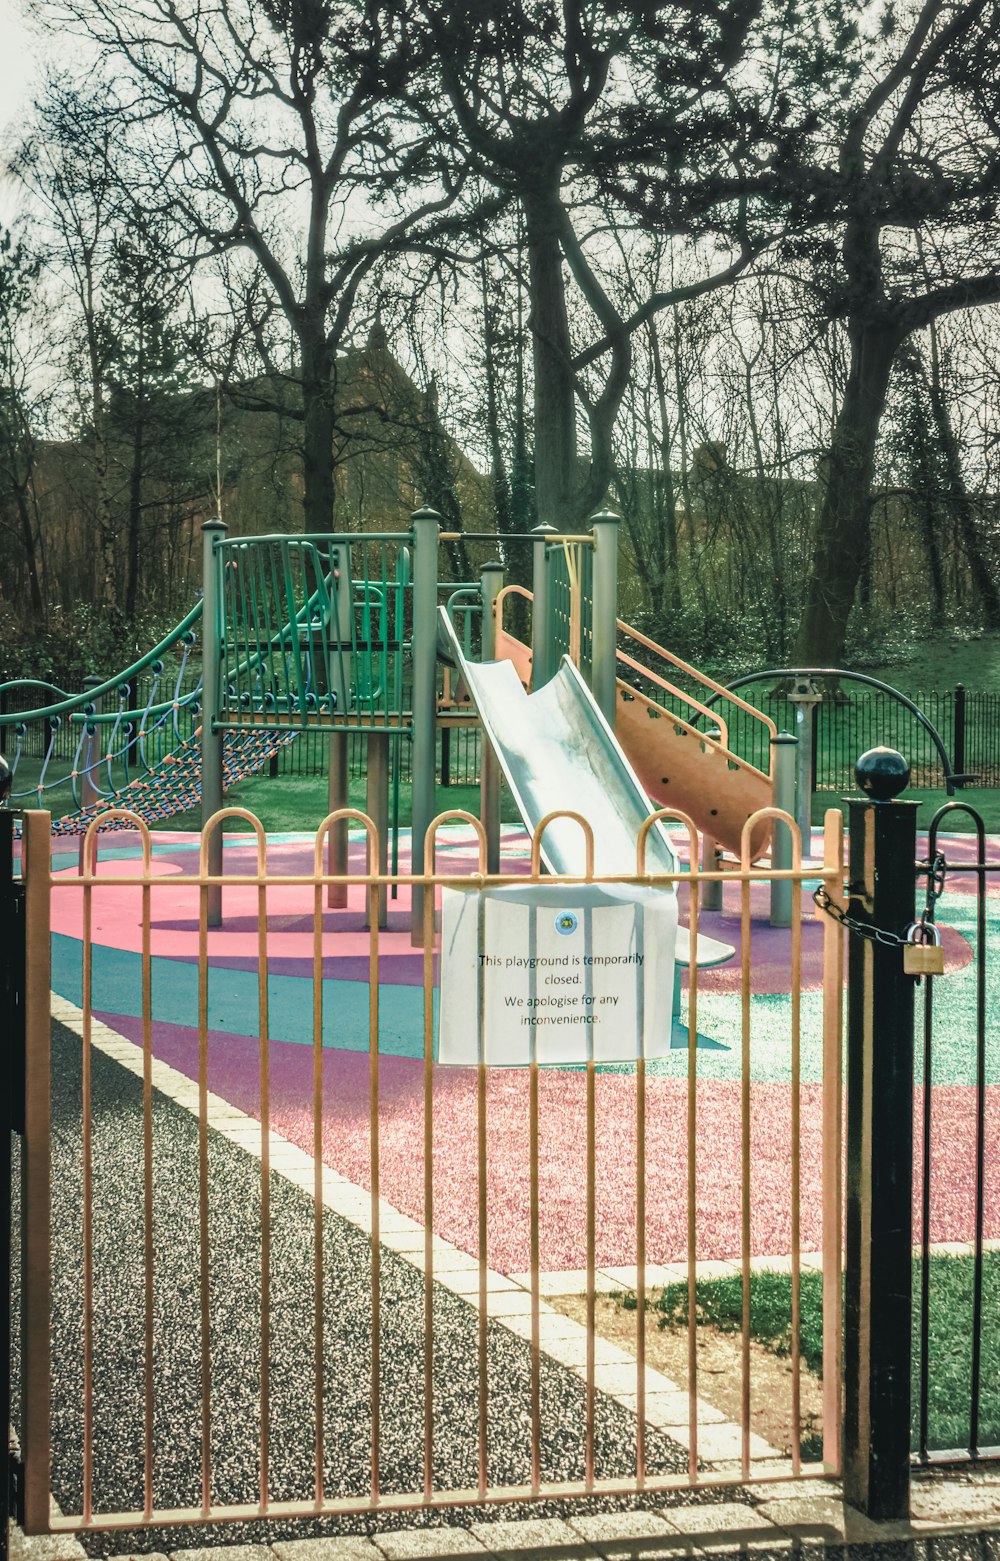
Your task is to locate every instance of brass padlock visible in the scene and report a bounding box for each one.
[903,922,945,977]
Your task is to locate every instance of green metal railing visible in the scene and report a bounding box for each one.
[547,538,593,681]
[215,533,412,731]
[0,604,205,810]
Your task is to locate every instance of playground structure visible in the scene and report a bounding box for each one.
[1,509,802,926]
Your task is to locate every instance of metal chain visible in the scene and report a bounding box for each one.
[918,850,947,927]
[812,850,948,947]
[812,885,911,947]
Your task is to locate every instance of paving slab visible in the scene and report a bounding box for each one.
[272,1541,383,1561]
[909,1483,1000,1525]
[373,1530,492,1559]
[9,1532,89,1561]
[568,1510,698,1559]
[171,1549,273,1561]
[756,1496,901,1543]
[661,1502,786,1551]
[468,1516,600,1557]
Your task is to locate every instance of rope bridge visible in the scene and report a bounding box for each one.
[48,727,297,837]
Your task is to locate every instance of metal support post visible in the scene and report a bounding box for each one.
[200,519,227,928]
[410,507,440,944]
[365,731,390,931]
[789,677,821,853]
[843,748,918,1520]
[530,523,557,690]
[326,732,350,910]
[479,562,504,875]
[80,674,103,813]
[0,799,24,1559]
[700,835,722,911]
[326,542,355,909]
[700,725,724,912]
[20,811,51,1538]
[590,510,620,728]
[769,732,797,927]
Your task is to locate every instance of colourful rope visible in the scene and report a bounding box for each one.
[48,728,298,837]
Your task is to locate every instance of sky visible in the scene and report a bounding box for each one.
[0,0,41,223]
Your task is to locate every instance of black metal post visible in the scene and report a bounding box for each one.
[844,747,918,1520]
[440,725,451,788]
[0,795,26,1560]
[954,684,966,789]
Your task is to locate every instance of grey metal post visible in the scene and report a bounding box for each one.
[769,732,797,928]
[700,725,724,911]
[531,523,557,689]
[479,561,504,874]
[410,506,440,944]
[366,731,390,931]
[844,747,917,1520]
[21,811,52,1538]
[201,518,227,928]
[590,509,620,728]
[789,678,821,851]
[480,561,504,662]
[80,674,103,813]
[326,541,355,909]
[327,733,350,910]
[700,835,722,911]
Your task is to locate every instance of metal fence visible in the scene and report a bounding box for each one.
[914,802,998,1469]
[14,804,845,1540]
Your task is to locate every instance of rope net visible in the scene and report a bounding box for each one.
[48,727,297,837]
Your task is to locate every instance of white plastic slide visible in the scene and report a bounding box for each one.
[436,609,733,971]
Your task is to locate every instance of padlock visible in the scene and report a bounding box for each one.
[903,922,945,977]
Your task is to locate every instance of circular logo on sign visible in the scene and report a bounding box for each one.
[554,911,579,936]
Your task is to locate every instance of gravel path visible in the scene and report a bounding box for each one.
[30,1021,738,1554]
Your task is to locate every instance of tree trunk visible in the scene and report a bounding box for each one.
[14,480,44,619]
[125,416,144,620]
[650,326,681,615]
[301,333,336,534]
[794,322,901,665]
[479,256,511,542]
[522,193,579,531]
[925,326,1000,628]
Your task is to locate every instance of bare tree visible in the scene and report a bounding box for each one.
[0,236,48,619]
[391,0,799,531]
[792,0,1000,664]
[39,0,467,532]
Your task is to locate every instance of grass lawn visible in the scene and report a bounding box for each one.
[646,1254,1000,1456]
[156,771,523,834]
[8,626,1000,836]
[812,784,1000,834]
[12,744,1000,837]
[867,635,1000,694]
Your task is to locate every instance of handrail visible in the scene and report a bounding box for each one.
[616,647,730,748]
[616,618,779,741]
[626,680,769,785]
[0,600,204,727]
[496,583,533,638]
[0,678,75,702]
[218,530,414,547]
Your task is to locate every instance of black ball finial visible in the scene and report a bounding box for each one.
[0,754,11,805]
[855,746,910,801]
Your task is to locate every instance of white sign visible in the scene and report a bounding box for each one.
[438,883,677,1066]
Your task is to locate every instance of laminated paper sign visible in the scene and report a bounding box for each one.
[438,882,678,1066]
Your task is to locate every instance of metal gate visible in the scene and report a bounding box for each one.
[914,802,999,1470]
[10,802,846,1543]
